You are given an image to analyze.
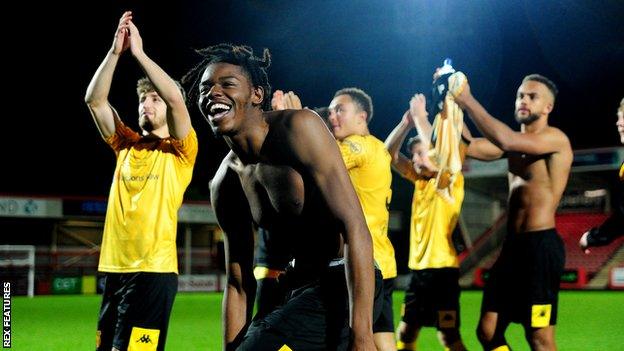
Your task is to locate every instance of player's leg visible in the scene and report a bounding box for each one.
[435,268,465,351]
[523,229,565,351]
[525,326,557,351]
[96,273,119,351]
[396,270,436,351]
[115,272,178,351]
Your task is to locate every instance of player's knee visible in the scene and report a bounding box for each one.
[528,329,556,351]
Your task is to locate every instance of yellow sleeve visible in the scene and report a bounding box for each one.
[171,128,199,166]
[105,116,140,153]
[338,135,367,170]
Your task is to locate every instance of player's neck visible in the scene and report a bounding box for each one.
[358,124,370,136]
[142,126,170,139]
[341,125,370,140]
[521,116,548,134]
[225,110,268,163]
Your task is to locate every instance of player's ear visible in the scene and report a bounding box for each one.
[251,86,264,107]
[358,110,368,124]
[544,101,553,114]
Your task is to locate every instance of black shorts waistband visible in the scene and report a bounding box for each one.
[518,228,557,235]
[507,228,559,239]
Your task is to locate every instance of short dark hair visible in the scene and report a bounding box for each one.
[136,77,187,103]
[523,74,558,101]
[407,136,422,153]
[334,87,374,122]
[182,43,272,111]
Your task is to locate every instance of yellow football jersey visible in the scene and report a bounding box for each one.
[407,172,464,270]
[98,119,198,273]
[339,135,396,278]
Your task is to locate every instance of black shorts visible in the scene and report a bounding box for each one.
[254,227,292,270]
[254,275,288,320]
[96,272,177,351]
[481,228,565,328]
[373,278,396,333]
[238,263,383,351]
[401,268,461,329]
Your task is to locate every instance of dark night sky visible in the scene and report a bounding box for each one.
[4,0,623,202]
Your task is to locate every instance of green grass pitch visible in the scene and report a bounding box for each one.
[11,290,624,350]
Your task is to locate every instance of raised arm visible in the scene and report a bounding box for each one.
[126,18,192,139]
[466,137,505,161]
[288,110,375,350]
[84,11,132,139]
[409,93,432,144]
[384,111,418,180]
[454,83,568,155]
[461,125,505,161]
[210,158,256,351]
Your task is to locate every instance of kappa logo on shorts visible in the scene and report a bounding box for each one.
[137,334,153,343]
[129,326,160,351]
[531,304,552,328]
[438,310,457,328]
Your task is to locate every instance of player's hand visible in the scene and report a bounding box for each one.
[284,91,302,109]
[450,74,471,109]
[579,230,591,254]
[409,93,428,123]
[415,155,438,179]
[127,20,144,57]
[271,90,286,110]
[111,11,132,55]
[272,90,302,110]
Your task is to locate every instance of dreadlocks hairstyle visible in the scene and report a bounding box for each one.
[182,43,272,111]
[334,87,374,122]
[522,74,558,101]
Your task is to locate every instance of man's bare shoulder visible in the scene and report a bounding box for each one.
[209,151,239,194]
[265,108,322,127]
[545,125,572,152]
[544,125,568,139]
[264,109,330,152]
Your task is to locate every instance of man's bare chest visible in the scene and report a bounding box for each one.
[237,163,306,220]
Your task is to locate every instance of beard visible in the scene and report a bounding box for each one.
[139,116,155,132]
[139,113,167,133]
[515,111,540,125]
